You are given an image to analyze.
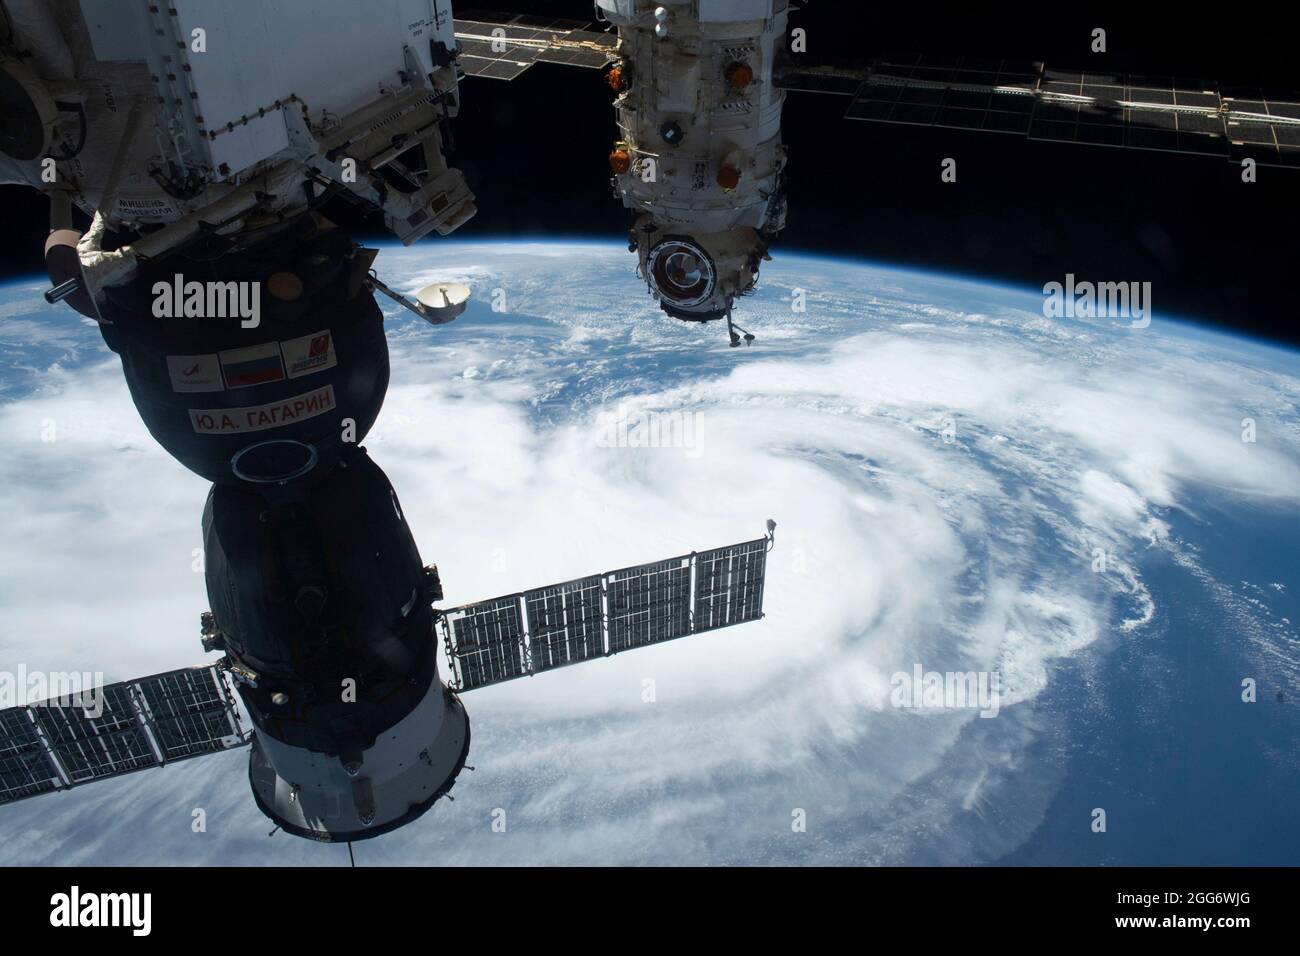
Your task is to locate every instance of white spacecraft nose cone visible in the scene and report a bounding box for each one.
[415,282,471,322]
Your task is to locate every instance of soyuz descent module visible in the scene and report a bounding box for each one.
[0,0,774,842]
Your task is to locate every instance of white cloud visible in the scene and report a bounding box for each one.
[1,243,1297,865]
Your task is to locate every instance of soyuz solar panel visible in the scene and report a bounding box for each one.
[694,539,768,633]
[0,664,247,806]
[0,709,59,804]
[442,595,528,690]
[441,535,770,691]
[37,683,157,784]
[606,556,693,653]
[525,575,604,672]
[135,667,240,761]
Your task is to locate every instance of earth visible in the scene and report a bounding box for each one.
[0,240,1297,865]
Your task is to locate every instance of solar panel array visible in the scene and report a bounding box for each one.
[453,10,616,82]
[782,55,1300,168]
[0,664,248,806]
[694,539,768,633]
[440,537,770,691]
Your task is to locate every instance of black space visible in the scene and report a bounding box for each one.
[2,2,1296,345]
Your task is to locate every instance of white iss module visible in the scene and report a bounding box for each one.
[0,0,477,300]
[599,0,789,342]
[450,1,791,343]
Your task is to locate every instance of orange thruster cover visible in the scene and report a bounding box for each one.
[725,62,754,89]
[716,164,741,190]
[610,148,633,174]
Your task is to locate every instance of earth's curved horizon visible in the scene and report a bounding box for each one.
[0,239,1297,865]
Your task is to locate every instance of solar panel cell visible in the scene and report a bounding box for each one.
[136,668,241,761]
[694,539,767,633]
[606,556,693,653]
[443,596,528,690]
[525,576,605,672]
[0,709,60,804]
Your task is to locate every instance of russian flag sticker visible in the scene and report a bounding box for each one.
[219,342,285,388]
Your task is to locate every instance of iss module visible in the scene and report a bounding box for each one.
[600,1,789,340]
[0,0,475,286]
[452,2,790,344]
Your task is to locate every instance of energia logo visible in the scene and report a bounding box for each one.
[49,887,151,936]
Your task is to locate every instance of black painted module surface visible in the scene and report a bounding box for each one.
[93,222,389,493]
[203,448,439,762]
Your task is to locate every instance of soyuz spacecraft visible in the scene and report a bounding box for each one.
[0,0,774,843]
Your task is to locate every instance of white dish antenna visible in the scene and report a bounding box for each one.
[415,282,471,323]
[368,276,471,326]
